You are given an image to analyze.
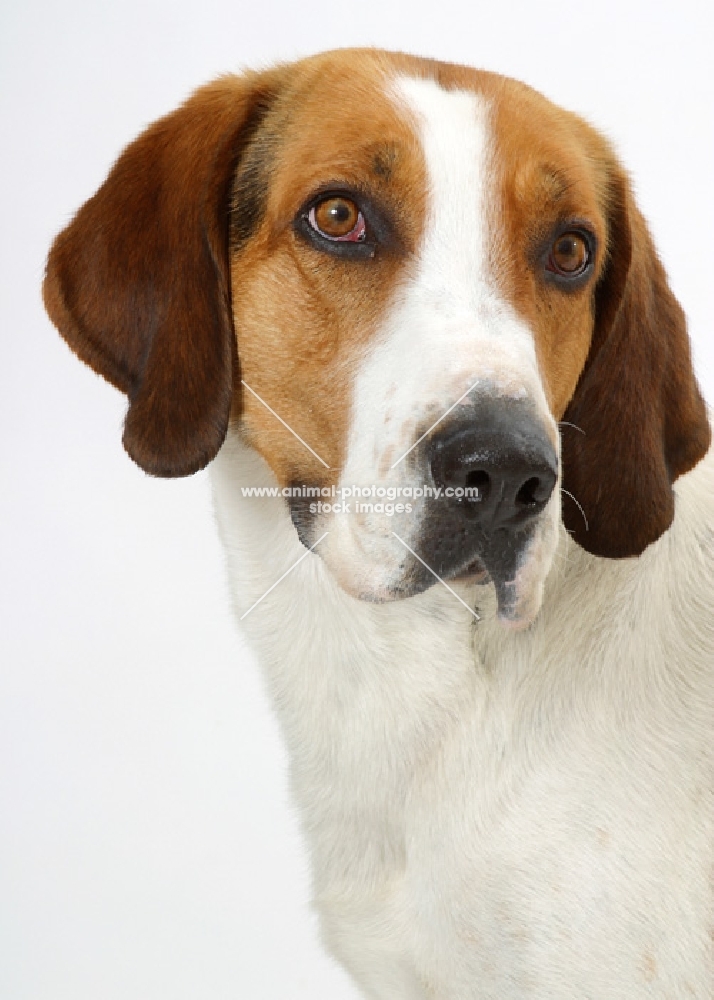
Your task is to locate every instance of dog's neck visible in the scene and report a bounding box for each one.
[210,426,713,998]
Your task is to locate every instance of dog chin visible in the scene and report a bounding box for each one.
[331,547,551,630]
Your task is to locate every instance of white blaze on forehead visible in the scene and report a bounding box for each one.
[393,75,493,316]
[316,74,559,616]
[383,74,547,397]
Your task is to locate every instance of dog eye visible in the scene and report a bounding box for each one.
[547,232,590,277]
[308,196,367,242]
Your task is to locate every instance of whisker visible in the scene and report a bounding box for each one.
[558,421,586,435]
[560,488,589,532]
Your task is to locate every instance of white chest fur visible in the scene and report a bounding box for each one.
[212,430,714,999]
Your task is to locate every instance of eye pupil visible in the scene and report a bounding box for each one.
[331,204,350,224]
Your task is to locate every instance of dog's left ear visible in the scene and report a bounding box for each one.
[44,71,282,477]
[561,157,710,557]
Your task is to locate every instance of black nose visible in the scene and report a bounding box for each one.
[428,413,558,529]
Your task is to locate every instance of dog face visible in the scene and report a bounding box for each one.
[43,50,710,627]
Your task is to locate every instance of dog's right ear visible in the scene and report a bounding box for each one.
[43,70,283,477]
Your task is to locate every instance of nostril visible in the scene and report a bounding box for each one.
[515,476,543,509]
[461,469,490,520]
[465,469,490,500]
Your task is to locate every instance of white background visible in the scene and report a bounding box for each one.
[1,1,712,997]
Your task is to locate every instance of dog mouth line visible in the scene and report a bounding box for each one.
[448,554,491,585]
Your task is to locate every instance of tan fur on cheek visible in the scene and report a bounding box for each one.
[530,294,596,419]
[232,243,410,488]
[232,254,349,486]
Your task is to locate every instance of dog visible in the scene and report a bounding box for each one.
[44,49,713,998]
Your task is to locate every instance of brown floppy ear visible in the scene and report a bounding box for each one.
[43,71,282,476]
[561,159,710,557]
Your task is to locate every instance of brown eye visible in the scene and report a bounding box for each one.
[309,196,366,242]
[547,232,590,276]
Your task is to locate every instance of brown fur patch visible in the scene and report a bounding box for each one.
[487,84,609,419]
[560,151,710,556]
[43,69,287,476]
[227,51,428,490]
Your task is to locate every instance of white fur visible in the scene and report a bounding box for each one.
[212,432,713,999]
[211,76,713,1000]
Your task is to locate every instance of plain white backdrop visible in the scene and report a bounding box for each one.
[1,1,712,997]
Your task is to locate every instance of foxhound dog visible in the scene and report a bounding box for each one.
[44,49,713,999]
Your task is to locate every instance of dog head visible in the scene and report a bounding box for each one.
[44,49,710,627]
